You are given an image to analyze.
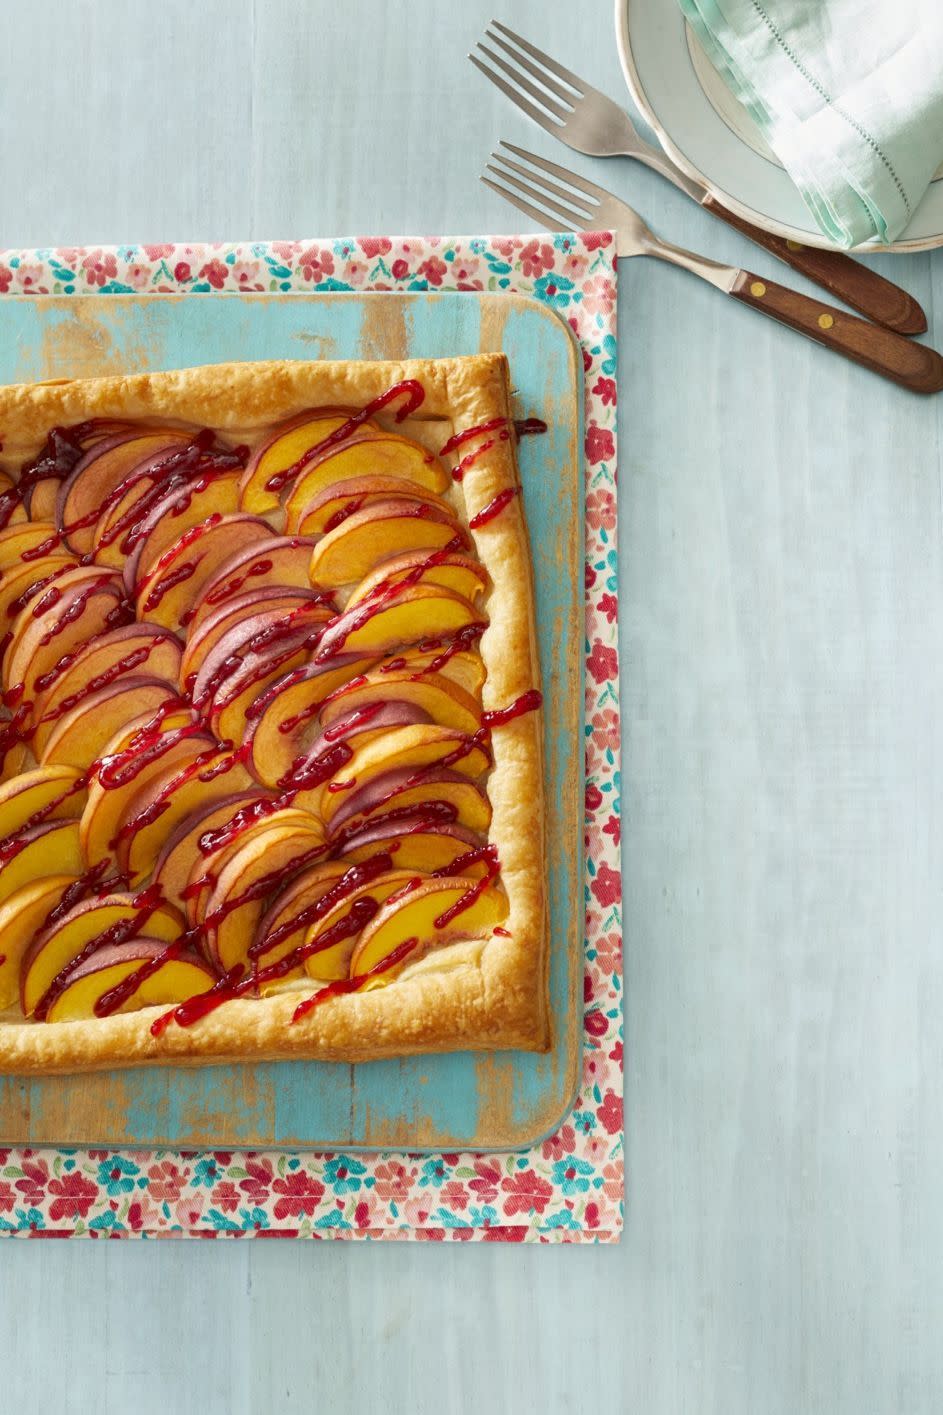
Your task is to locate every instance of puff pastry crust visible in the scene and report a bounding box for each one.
[0,355,549,1073]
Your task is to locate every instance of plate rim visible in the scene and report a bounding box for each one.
[613,0,943,255]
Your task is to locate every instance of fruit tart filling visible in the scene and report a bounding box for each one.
[0,378,544,1036]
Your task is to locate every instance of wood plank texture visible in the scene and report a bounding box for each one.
[3,1,943,1413]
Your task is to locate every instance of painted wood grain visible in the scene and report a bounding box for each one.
[3,0,943,1413]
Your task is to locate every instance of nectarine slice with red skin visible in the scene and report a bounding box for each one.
[0,764,86,837]
[0,473,26,528]
[4,565,128,703]
[183,805,322,929]
[103,467,242,579]
[180,587,324,688]
[337,820,487,876]
[252,863,349,980]
[316,724,492,827]
[282,435,449,529]
[304,701,431,760]
[0,874,81,1010]
[291,476,453,537]
[40,675,181,772]
[0,818,84,913]
[239,408,376,515]
[349,878,509,978]
[153,789,266,906]
[134,513,276,632]
[21,891,185,1017]
[302,868,428,981]
[0,554,80,639]
[44,939,215,1023]
[346,549,489,608]
[319,667,481,735]
[315,582,483,662]
[309,501,466,589]
[244,655,379,788]
[187,535,317,627]
[57,429,194,555]
[374,645,486,698]
[328,768,493,838]
[0,520,61,569]
[28,622,183,753]
[116,743,256,886]
[202,818,327,972]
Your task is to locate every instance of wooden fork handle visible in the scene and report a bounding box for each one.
[730,272,943,395]
[704,194,927,335]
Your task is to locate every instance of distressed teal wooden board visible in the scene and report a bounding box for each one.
[0,292,583,1152]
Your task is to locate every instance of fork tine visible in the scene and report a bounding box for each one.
[492,152,598,212]
[469,54,561,135]
[499,141,609,201]
[480,176,568,232]
[490,19,586,95]
[476,43,571,122]
[485,162,592,227]
[483,28,577,106]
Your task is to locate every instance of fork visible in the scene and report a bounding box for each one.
[471,20,927,336]
[482,144,943,394]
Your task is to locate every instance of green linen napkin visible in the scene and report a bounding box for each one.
[677,0,943,246]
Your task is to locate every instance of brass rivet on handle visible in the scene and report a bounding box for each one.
[818,313,834,329]
[786,240,803,251]
[750,281,766,298]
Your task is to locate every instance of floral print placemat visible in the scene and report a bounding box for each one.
[0,233,622,1241]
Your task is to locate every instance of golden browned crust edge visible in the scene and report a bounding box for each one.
[0,357,548,1074]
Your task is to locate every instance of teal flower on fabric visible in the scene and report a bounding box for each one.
[323,1156,366,1193]
[468,1205,499,1226]
[551,1157,593,1194]
[315,1209,349,1230]
[600,333,617,376]
[533,272,577,308]
[419,1157,448,1188]
[191,1156,223,1187]
[239,1207,269,1231]
[543,1209,580,1230]
[572,1110,596,1136]
[207,1209,241,1232]
[89,1209,123,1232]
[15,1207,44,1230]
[97,1156,138,1195]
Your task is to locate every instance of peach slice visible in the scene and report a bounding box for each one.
[153,790,267,905]
[0,554,79,638]
[349,878,508,978]
[291,476,453,537]
[302,868,427,981]
[328,768,492,839]
[192,601,334,742]
[0,874,81,1010]
[316,725,491,828]
[319,667,481,735]
[180,587,324,689]
[251,863,349,980]
[304,701,431,760]
[283,435,449,528]
[186,535,318,628]
[315,582,483,661]
[0,473,26,527]
[182,803,321,928]
[0,819,84,913]
[337,820,486,875]
[0,764,86,836]
[101,467,242,577]
[80,711,215,870]
[40,676,180,773]
[0,520,60,570]
[309,501,466,589]
[345,549,489,608]
[115,744,255,886]
[28,623,183,752]
[239,409,376,514]
[133,514,276,632]
[44,939,215,1023]
[0,721,29,783]
[202,818,327,971]
[244,656,378,788]
[57,429,194,555]
[21,890,185,1017]
[4,565,128,702]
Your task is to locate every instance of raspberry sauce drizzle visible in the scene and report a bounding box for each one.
[263,380,427,495]
[93,937,188,1018]
[468,488,519,529]
[291,937,419,1022]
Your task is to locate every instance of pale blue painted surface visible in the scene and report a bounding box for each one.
[4,2,943,1413]
[2,291,583,1150]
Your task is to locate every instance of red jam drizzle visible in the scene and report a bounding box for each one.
[480,689,543,729]
[290,937,419,1023]
[263,380,427,495]
[468,487,519,530]
[322,497,366,533]
[34,883,167,1021]
[432,844,501,929]
[250,852,393,961]
[0,488,21,529]
[514,417,547,437]
[93,937,186,1018]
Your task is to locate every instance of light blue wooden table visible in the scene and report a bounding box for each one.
[3,3,943,1411]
